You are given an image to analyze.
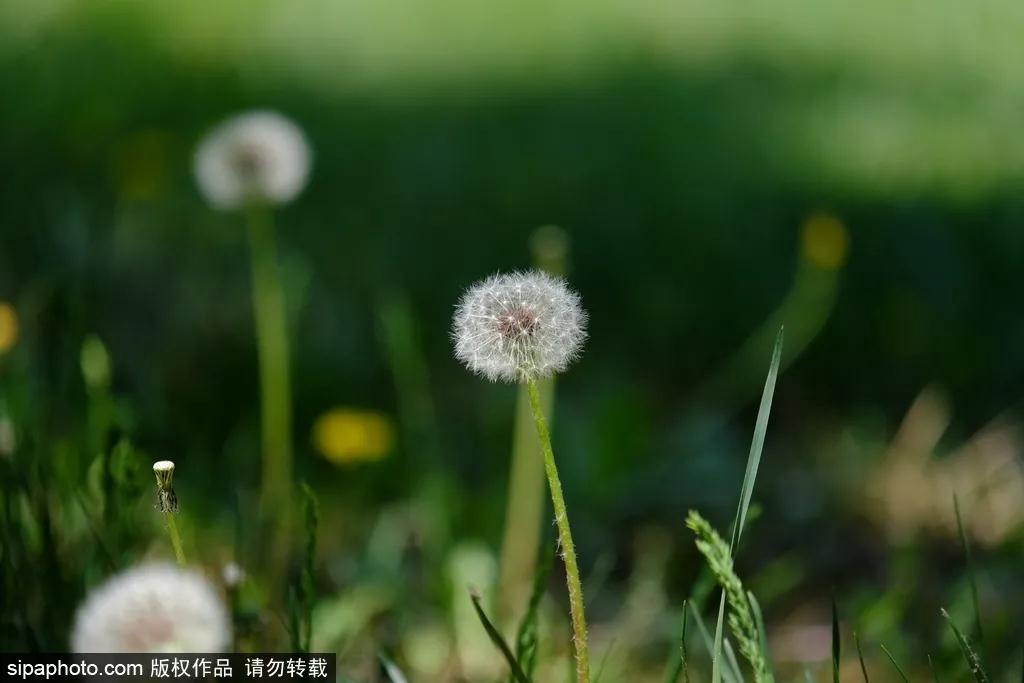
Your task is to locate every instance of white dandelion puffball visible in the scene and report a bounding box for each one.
[453,270,587,383]
[71,563,231,653]
[194,110,311,210]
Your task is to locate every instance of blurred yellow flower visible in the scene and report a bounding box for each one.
[801,212,850,270]
[0,302,19,355]
[312,408,394,465]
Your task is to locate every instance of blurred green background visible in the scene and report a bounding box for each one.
[2,0,1023,680]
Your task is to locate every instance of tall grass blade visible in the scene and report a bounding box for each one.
[513,544,553,682]
[723,638,744,683]
[941,608,989,683]
[688,600,742,683]
[953,493,984,647]
[729,327,783,554]
[469,589,530,683]
[832,597,841,683]
[712,593,726,683]
[879,644,910,683]
[853,632,869,683]
[664,600,690,683]
[927,654,941,683]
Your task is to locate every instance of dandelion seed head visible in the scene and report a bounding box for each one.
[71,563,230,653]
[194,110,311,210]
[452,270,587,383]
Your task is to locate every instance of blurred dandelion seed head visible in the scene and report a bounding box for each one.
[71,563,231,653]
[452,270,587,383]
[0,302,19,355]
[194,110,311,210]
[312,408,394,465]
[801,212,850,270]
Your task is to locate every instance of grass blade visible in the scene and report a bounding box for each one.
[941,608,989,683]
[928,654,941,683]
[953,493,984,647]
[469,589,530,683]
[748,591,772,672]
[832,597,841,683]
[513,545,553,681]
[664,600,690,683]
[712,592,726,683]
[729,327,783,554]
[853,632,869,683]
[377,652,409,683]
[688,600,742,683]
[723,638,744,683]
[879,644,910,683]
[593,638,617,683]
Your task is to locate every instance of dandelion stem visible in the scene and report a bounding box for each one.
[246,204,293,574]
[164,511,186,567]
[526,376,589,682]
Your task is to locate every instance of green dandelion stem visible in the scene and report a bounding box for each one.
[246,204,293,562]
[526,377,589,683]
[164,510,186,567]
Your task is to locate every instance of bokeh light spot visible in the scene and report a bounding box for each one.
[312,408,394,465]
[801,212,850,270]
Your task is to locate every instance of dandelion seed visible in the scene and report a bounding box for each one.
[194,110,311,210]
[71,562,231,652]
[452,270,587,383]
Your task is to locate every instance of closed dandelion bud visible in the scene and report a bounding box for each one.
[153,460,178,514]
[71,562,231,652]
[452,270,587,383]
[194,110,311,210]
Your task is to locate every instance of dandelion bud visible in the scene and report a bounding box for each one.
[194,110,311,210]
[71,562,231,652]
[153,460,178,513]
[452,270,587,383]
